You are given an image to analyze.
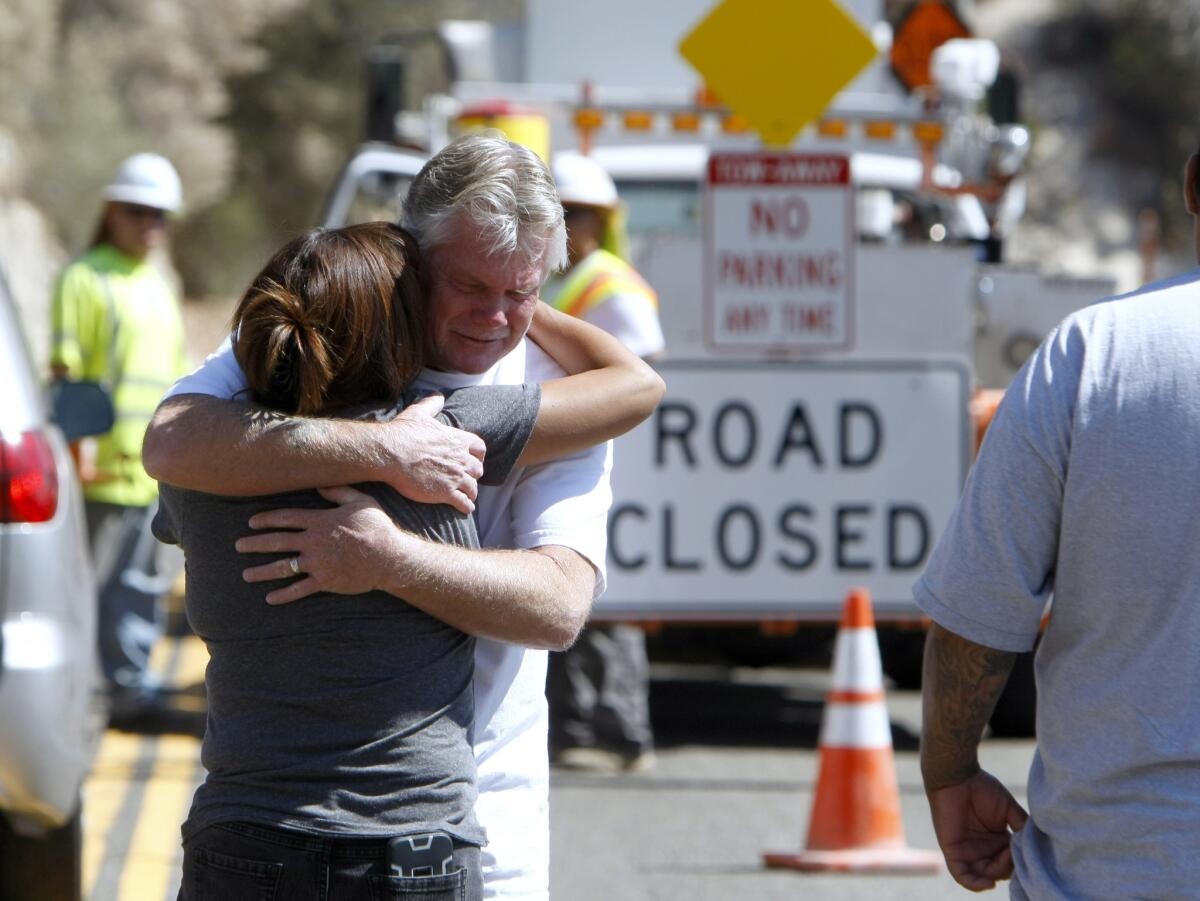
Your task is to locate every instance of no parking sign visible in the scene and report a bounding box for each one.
[705,152,855,353]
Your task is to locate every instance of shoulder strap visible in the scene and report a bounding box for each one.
[555,250,657,319]
[546,251,603,313]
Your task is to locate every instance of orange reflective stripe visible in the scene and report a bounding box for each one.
[825,690,886,704]
[622,268,657,305]
[562,272,612,318]
[567,275,658,318]
[547,254,602,314]
[553,250,658,319]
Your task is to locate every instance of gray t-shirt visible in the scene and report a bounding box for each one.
[914,268,1200,900]
[154,384,540,845]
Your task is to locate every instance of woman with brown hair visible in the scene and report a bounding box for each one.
[154,222,662,901]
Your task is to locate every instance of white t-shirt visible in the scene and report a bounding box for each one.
[165,337,612,901]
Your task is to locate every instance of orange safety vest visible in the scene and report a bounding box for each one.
[547,249,658,319]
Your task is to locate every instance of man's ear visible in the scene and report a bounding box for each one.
[1184,154,1200,217]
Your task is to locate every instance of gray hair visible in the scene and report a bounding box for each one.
[403,133,567,273]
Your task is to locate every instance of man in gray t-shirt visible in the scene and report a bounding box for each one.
[915,147,1200,898]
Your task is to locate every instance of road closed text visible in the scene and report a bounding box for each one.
[599,363,969,616]
[609,501,931,574]
[609,399,930,574]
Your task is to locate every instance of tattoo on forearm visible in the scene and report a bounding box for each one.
[243,405,288,427]
[282,418,329,453]
[241,406,327,454]
[920,624,1017,792]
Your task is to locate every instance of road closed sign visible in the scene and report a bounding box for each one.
[706,152,854,353]
[598,359,970,619]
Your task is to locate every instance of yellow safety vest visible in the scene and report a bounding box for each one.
[545,249,658,320]
[50,244,188,507]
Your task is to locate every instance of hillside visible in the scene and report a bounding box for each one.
[5,0,1193,371]
[975,0,1198,291]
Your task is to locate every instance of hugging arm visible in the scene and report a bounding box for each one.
[238,485,593,649]
[233,307,655,646]
[517,302,664,466]
[921,623,1027,892]
[375,539,593,650]
[143,392,485,514]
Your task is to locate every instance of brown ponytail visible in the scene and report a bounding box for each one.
[232,223,425,415]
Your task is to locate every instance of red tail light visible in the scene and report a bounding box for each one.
[1,429,59,523]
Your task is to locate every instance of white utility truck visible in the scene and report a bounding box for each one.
[320,0,1109,733]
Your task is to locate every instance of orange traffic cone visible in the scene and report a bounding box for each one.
[764,588,942,873]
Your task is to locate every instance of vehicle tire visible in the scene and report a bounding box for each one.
[988,646,1037,738]
[0,805,82,901]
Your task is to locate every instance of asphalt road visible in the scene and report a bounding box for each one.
[83,641,1036,901]
[549,663,1036,901]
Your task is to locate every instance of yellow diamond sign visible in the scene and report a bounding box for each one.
[680,0,878,146]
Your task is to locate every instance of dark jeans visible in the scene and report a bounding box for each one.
[178,821,483,901]
[86,500,180,701]
[548,623,654,756]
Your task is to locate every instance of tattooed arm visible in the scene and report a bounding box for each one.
[143,394,485,512]
[921,623,1016,789]
[921,623,1029,892]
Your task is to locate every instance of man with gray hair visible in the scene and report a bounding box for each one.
[144,134,612,899]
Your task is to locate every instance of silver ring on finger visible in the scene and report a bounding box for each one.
[288,556,302,576]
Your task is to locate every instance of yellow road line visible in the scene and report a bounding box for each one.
[82,730,145,898]
[113,733,201,901]
[174,634,209,689]
[83,633,211,900]
[146,633,178,680]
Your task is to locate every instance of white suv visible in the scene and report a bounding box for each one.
[0,267,108,901]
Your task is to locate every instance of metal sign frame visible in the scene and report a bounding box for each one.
[596,356,971,620]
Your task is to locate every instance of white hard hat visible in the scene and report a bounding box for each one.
[552,151,618,209]
[931,39,1001,101]
[102,153,183,213]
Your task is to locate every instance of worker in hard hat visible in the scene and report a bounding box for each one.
[50,152,190,724]
[545,151,663,773]
[544,151,665,357]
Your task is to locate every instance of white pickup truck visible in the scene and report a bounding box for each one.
[316,0,1112,736]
